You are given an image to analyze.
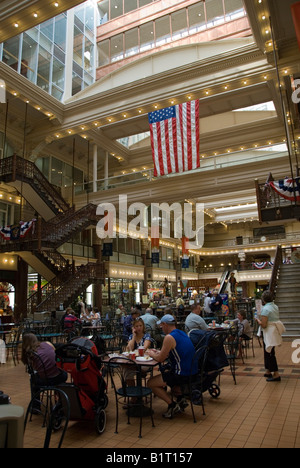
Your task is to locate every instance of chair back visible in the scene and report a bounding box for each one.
[108,356,144,397]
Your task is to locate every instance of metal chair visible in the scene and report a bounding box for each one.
[24,351,70,448]
[108,356,155,438]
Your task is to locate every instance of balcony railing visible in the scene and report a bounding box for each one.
[75,146,289,195]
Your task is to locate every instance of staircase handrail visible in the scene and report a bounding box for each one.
[269,245,282,297]
[41,203,98,245]
[35,262,104,311]
[0,154,69,213]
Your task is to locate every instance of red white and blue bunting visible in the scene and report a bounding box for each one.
[269,177,300,202]
[253,262,269,269]
[0,219,36,241]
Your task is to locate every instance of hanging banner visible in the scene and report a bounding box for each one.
[253,262,268,269]
[0,219,36,241]
[181,236,189,268]
[291,1,300,51]
[151,225,160,264]
[102,242,113,256]
[269,178,300,202]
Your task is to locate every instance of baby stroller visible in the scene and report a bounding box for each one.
[55,337,108,434]
[186,329,229,417]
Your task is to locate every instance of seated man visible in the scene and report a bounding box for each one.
[147,314,198,419]
[185,304,208,333]
[63,308,81,332]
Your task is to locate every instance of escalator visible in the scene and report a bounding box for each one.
[218,266,231,295]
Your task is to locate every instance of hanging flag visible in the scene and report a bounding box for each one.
[0,219,36,241]
[253,262,268,270]
[291,2,300,50]
[148,100,200,177]
[181,236,190,269]
[20,219,36,238]
[151,225,160,264]
[269,178,300,202]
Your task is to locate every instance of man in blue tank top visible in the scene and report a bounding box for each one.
[147,314,198,418]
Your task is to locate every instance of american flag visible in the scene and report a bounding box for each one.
[148,100,200,177]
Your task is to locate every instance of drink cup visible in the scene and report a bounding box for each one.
[138,346,145,357]
[129,352,136,360]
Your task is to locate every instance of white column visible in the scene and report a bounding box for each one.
[93,144,98,192]
[63,9,74,101]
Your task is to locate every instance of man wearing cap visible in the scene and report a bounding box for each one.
[147,314,198,418]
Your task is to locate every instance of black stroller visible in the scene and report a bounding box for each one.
[184,329,229,420]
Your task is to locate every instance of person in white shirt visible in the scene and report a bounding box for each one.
[203,293,213,316]
[185,304,208,333]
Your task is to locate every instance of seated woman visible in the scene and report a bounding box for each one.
[124,318,153,394]
[127,318,152,353]
[233,310,252,340]
[21,333,68,407]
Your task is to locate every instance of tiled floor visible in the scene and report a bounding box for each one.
[1,339,300,449]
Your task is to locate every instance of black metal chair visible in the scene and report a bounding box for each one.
[223,326,240,385]
[108,356,155,438]
[24,351,70,448]
[24,386,70,448]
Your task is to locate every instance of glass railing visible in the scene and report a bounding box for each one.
[75,146,289,195]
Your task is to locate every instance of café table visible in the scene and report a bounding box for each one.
[102,352,159,417]
[36,332,65,344]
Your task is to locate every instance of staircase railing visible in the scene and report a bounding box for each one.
[269,245,282,297]
[35,262,105,312]
[0,154,70,214]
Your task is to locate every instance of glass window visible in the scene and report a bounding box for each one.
[54,14,67,51]
[73,25,84,67]
[124,0,138,14]
[111,34,124,62]
[40,19,54,42]
[139,0,153,7]
[85,4,96,31]
[51,85,64,101]
[84,38,94,73]
[99,0,109,23]
[51,158,63,187]
[2,36,20,71]
[72,71,82,96]
[52,57,65,89]
[224,0,245,20]
[171,9,188,40]
[98,40,110,66]
[111,0,123,20]
[140,22,155,52]
[188,3,206,33]
[206,0,225,27]
[37,46,51,91]
[125,28,138,57]
[155,16,171,46]
[21,33,37,81]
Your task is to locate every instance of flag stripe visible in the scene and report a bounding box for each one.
[149,100,199,177]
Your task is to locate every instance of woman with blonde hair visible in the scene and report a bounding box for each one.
[127,318,152,352]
